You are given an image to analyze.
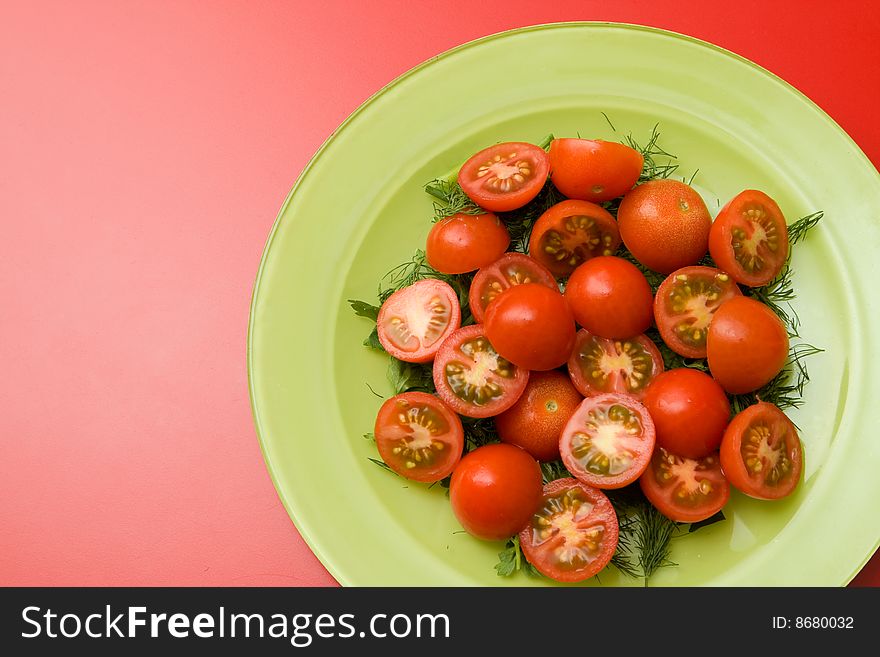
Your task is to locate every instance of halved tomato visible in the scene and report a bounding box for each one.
[374,392,464,483]
[719,402,802,500]
[519,478,619,583]
[432,324,529,418]
[548,138,643,203]
[377,279,461,363]
[708,190,789,287]
[458,142,550,212]
[654,266,742,359]
[528,200,621,278]
[468,253,557,323]
[639,447,730,523]
[559,393,656,489]
[567,329,663,400]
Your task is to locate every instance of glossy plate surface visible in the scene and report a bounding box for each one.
[249,23,880,586]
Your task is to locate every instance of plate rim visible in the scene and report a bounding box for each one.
[247,21,880,586]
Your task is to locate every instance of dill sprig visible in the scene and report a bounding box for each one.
[729,342,823,415]
[500,180,567,253]
[424,179,483,222]
[539,460,570,485]
[460,416,500,451]
[624,124,679,183]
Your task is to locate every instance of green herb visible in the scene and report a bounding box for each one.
[424,179,483,222]
[387,358,435,395]
[460,416,500,451]
[363,432,375,441]
[363,327,382,351]
[368,458,397,476]
[729,342,823,414]
[347,299,380,320]
[539,460,569,485]
[499,180,566,253]
[624,124,679,183]
[537,133,555,150]
[495,535,540,578]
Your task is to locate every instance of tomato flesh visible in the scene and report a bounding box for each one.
[720,402,802,500]
[528,200,621,278]
[654,266,742,359]
[639,447,729,523]
[374,392,464,483]
[458,142,550,213]
[468,253,557,323]
[519,478,618,582]
[567,329,663,400]
[559,394,656,489]
[708,190,788,287]
[432,324,528,418]
[377,278,461,363]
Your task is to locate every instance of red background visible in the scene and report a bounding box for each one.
[2,0,878,586]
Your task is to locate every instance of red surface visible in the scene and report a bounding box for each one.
[1,0,877,586]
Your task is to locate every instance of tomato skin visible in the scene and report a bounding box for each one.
[707,296,789,394]
[567,329,663,400]
[549,138,643,203]
[643,368,730,460]
[639,448,730,523]
[468,253,557,324]
[528,200,621,278]
[432,324,529,418]
[449,443,543,541]
[377,278,462,363]
[564,256,653,339]
[708,190,789,287]
[720,402,802,500]
[425,212,509,274]
[495,370,583,462]
[618,180,712,274]
[519,478,618,583]
[559,393,656,489]
[374,392,464,483]
[484,283,576,371]
[654,266,742,359]
[458,142,550,212]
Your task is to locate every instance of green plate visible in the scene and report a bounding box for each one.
[248,23,880,586]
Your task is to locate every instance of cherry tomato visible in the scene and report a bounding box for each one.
[559,393,656,489]
[707,296,788,394]
[617,179,712,274]
[377,278,461,363]
[548,138,643,203]
[468,253,557,324]
[643,368,730,460]
[374,392,464,483]
[495,370,583,462]
[720,402,802,500]
[449,443,543,541]
[458,142,550,212]
[639,447,730,523]
[483,283,576,371]
[564,256,653,339]
[432,324,529,418]
[528,200,621,278]
[425,212,509,274]
[654,266,742,359]
[567,329,663,400]
[519,478,618,582]
[708,190,789,287]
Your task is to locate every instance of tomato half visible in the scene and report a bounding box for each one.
[468,253,557,323]
[377,278,462,363]
[617,179,712,274]
[559,393,656,489]
[639,448,730,523]
[708,190,789,287]
[720,402,802,500]
[458,142,550,212]
[425,212,509,274]
[548,138,643,203]
[643,368,730,460]
[528,200,621,278]
[495,370,583,462]
[564,256,653,339]
[483,283,576,371]
[567,329,663,400]
[449,443,543,541]
[432,324,529,418]
[654,266,742,359]
[706,296,789,394]
[519,478,618,582]
[374,392,464,483]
